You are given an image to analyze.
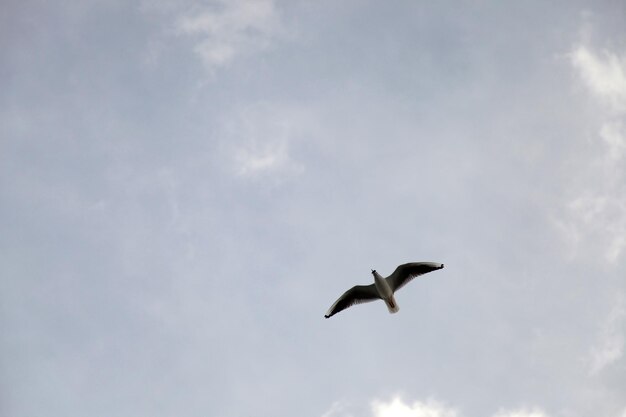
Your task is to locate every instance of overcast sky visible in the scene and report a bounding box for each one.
[2,1,626,417]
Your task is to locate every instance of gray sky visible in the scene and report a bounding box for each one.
[1,1,625,417]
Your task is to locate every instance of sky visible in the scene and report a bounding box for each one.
[1,1,626,417]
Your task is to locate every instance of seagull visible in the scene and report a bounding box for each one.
[324,262,444,318]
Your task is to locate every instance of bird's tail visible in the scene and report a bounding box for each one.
[385,295,399,314]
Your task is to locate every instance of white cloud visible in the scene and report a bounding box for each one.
[492,409,550,417]
[600,121,626,161]
[589,293,626,374]
[371,397,458,417]
[558,43,626,263]
[570,46,626,113]
[234,135,300,177]
[322,397,555,417]
[220,103,305,180]
[557,170,626,264]
[175,0,282,71]
[320,401,353,417]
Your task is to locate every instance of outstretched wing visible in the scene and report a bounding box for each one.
[324,284,381,318]
[385,262,444,292]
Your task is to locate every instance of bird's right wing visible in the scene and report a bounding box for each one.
[324,284,381,318]
[386,262,444,292]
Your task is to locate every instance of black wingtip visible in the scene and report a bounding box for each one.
[324,315,330,319]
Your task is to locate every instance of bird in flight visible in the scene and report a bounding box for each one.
[324,262,444,318]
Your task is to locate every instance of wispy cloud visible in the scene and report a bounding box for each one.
[492,410,550,417]
[557,42,626,263]
[600,121,626,161]
[220,103,306,181]
[175,0,282,71]
[320,401,353,417]
[570,46,626,113]
[322,397,554,417]
[371,397,458,417]
[588,293,626,374]
[234,137,297,177]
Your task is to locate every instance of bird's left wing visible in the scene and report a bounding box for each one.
[386,262,444,292]
[324,284,380,318]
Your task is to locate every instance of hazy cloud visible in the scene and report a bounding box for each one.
[175,0,282,71]
[325,397,552,417]
[600,121,626,161]
[371,397,458,417]
[320,401,353,417]
[492,410,550,417]
[234,137,300,177]
[220,102,305,180]
[570,46,626,113]
[558,42,626,263]
[589,293,626,374]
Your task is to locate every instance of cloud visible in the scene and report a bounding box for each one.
[589,293,626,374]
[371,397,458,417]
[570,46,626,113]
[492,410,550,417]
[322,397,553,417]
[320,401,353,417]
[234,135,300,177]
[220,103,305,181]
[557,42,626,263]
[175,0,282,71]
[600,121,626,161]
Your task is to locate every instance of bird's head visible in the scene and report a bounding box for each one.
[371,269,376,275]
